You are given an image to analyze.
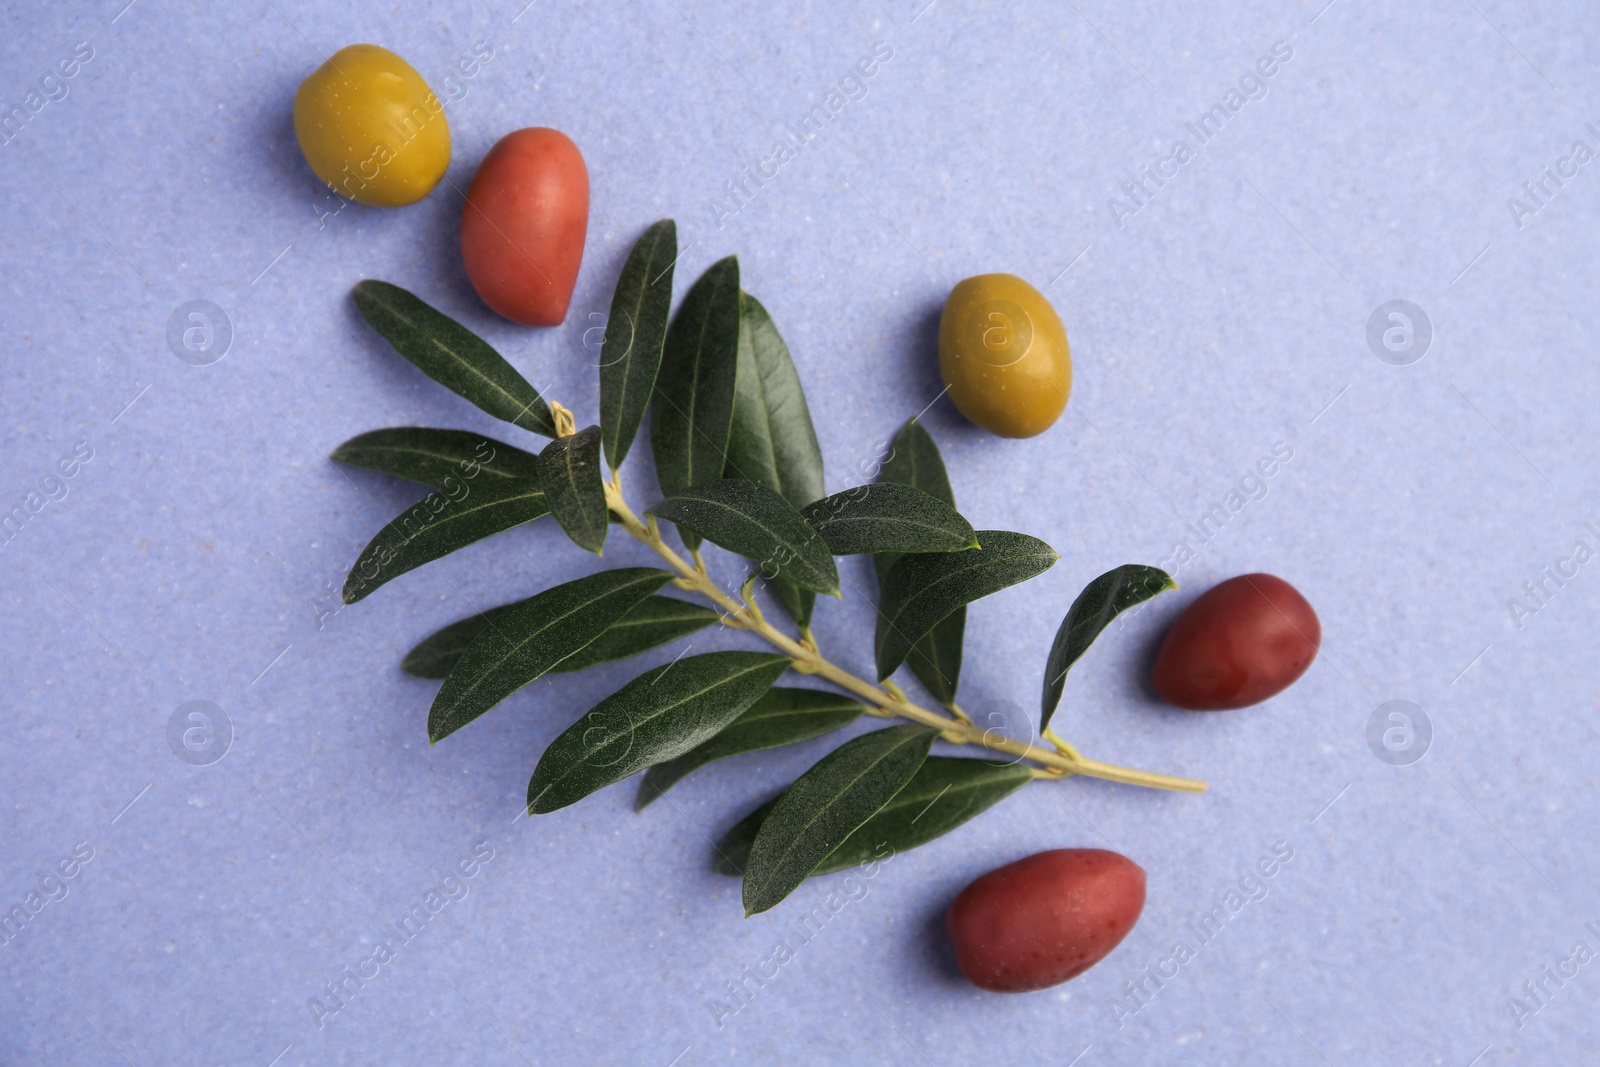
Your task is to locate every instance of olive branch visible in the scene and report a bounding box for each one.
[331,219,1205,915]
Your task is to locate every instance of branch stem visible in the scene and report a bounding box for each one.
[602,476,1206,794]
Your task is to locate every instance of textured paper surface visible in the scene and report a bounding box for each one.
[2,2,1597,1063]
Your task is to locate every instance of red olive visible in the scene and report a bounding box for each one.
[459,127,589,326]
[945,848,1145,993]
[1152,573,1320,711]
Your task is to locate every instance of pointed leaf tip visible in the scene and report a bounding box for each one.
[1040,564,1174,733]
[874,530,1057,681]
[351,280,555,437]
[600,220,677,470]
[426,568,674,742]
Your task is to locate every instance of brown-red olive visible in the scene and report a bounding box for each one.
[1152,573,1319,711]
[945,848,1145,993]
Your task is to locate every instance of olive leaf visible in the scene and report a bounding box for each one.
[724,293,825,511]
[331,428,542,492]
[1041,564,1175,732]
[767,579,817,632]
[342,480,549,605]
[528,652,792,814]
[725,291,826,628]
[904,611,965,709]
[650,257,741,548]
[402,594,718,680]
[742,724,935,915]
[537,425,608,555]
[427,568,673,742]
[873,419,957,584]
[554,596,718,675]
[714,756,1031,877]
[875,418,965,708]
[635,688,863,809]
[352,281,555,437]
[600,220,676,470]
[646,480,839,596]
[875,531,1059,681]
[801,482,977,556]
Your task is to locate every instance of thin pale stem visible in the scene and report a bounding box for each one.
[602,477,1206,794]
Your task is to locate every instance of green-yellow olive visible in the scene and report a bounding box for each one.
[938,273,1071,438]
[292,44,450,208]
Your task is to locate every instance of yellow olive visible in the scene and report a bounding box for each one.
[292,44,450,208]
[938,273,1071,438]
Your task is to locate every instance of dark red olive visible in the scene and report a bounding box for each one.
[945,848,1145,993]
[1152,573,1319,711]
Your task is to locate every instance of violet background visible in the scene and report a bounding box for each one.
[2,1,1598,1064]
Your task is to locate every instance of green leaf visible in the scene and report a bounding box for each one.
[873,418,965,707]
[402,594,717,680]
[649,257,742,544]
[528,651,791,814]
[768,580,816,631]
[647,480,839,596]
[814,757,1032,874]
[724,292,825,508]
[537,425,607,555]
[352,281,555,437]
[801,482,977,556]
[1041,564,1176,732]
[714,756,1031,877]
[555,596,719,675]
[875,530,1059,681]
[427,568,673,742]
[330,428,542,492]
[725,292,826,628]
[342,480,549,605]
[712,798,775,877]
[873,418,957,585]
[600,220,676,470]
[636,688,863,809]
[742,724,935,915]
[903,612,965,708]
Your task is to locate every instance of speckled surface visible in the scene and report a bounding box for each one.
[2,2,1598,1064]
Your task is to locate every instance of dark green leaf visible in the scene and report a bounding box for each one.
[427,568,673,742]
[714,757,1030,877]
[742,724,935,914]
[712,798,775,877]
[403,605,517,681]
[725,292,826,628]
[352,281,555,437]
[342,480,549,605]
[801,482,977,556]
[554,596,720,675]
[814,757,1032,874]
[636,688,863,809]
[724,292,825,508]
[904,612,965,708]
[1041,564,1175,732]
[330,428,542,492]
[402,594,718,680]
[873,419,965,706]
[537,425,607,554]
[873,418,956,586]
[875,531,1059,680]
[650,257,742,547]
[768,579,815,631]
[600,220,676,470]
[528,651,791,813]
[647,480,839,596]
